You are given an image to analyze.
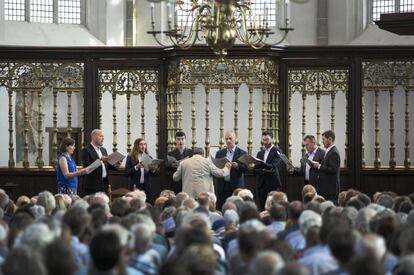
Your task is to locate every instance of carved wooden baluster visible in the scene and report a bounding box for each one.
[51,90,58,167]
[205,87,210,156]
[177,88,183,131]
[219,87,225,149]
[267,88,272,132]
[247,87,253,155]
[389,89,396,168]
[126,93,131,153]
[141,93,145,138]
[23,90,29,168]
[166,87,173,151]
[301,93,307,156]
[98,92,103,129]
[234,87,239,145]
[191,87,197,149]
[172,87,178,137]
[361,91,366,168]
[112,93,118,152]
[331,93,336,131]
[156,93,160,158]
[274,87,279,146]
[316,93,321,147]
[344,91,348,168]
[8,89,15,168]
[67,91,72,138]
[262,87,267,135]
[404,88,411,168]
[81,91,85,146]
[374,89,381,168]
[36,89,44,168]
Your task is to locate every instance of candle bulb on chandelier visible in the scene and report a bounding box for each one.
[167,3,171,22]
[285,0,290,27]
[150,3,154,23]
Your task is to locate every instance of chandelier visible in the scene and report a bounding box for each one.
[147,0,294,57]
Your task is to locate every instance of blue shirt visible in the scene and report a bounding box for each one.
[56,154,78,189]
[280,225,305,251]
[71,236,89,267]
[128,253,158,275]
[267,221,286,235]
[224,147,235,181]
[299,244,338,275]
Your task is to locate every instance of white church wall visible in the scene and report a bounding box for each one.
[100,91,158,166]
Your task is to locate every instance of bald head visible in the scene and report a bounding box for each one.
[90,129,104,147]
[225,130,236,149]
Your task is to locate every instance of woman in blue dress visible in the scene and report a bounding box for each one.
[56,137,88,195]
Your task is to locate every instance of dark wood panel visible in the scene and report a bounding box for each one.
[0,45,414,203]
[360,174,414,197]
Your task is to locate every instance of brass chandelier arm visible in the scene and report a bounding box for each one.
[148,0,295,57]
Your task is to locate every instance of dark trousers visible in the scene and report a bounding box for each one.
[258,183,281,211]
[217,181,233,211]
[169,180,182,196]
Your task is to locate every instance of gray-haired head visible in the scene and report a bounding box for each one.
[37,191,56,215]
[71,199,89,210]
[366,203,385,213]
[131,223,153,255]
[102,223,134,252]
[343,206,358,227]
[30,205,46,220]
[251,251,285,275]
[15,222,54,252]
[182,198,199,209]
[226,195,244,204]
[193,147,204,155]
[298,210,322,236]
[182,211,211,229]
[224,209,239,227]
[355,207,377,234]
[354,233,386,262]
[320,201,335,214]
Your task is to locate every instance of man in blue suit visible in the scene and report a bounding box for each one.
[254,130,282,210]
[214,130,247,210]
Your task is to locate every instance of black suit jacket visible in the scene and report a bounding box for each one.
[254,146,282,189]
[165,148,193,193]
[215,147,248,191]
[124,155,153,193]
[165,148,193,173]
[81,144,116,194]
[295,147,325,185]
[317,146,340,198]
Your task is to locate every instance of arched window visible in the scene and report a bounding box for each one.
[372,0,414,22]
[4,0,82,24]
[176,0,278,28]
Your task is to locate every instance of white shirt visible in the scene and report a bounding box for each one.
[264,145,273,163]
[224,146,236,182]
[134,154,145,184]
[324,144,336,158]
[91,143,107,178]
[305,147,318,181]
[318,144,336,170]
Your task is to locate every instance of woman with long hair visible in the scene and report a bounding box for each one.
[56,137,88,195]
[124,138,158,200]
